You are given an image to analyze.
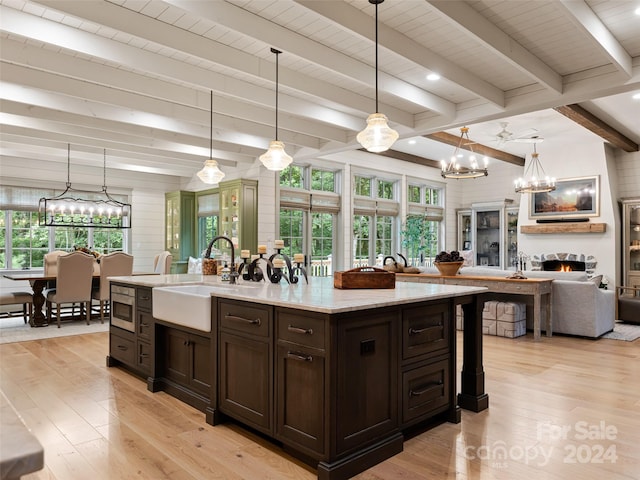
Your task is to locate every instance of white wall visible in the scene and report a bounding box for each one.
[517,140,617,285]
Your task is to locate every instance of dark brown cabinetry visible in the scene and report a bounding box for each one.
[218,299,272,433]
[276,309,326,456]
[107,284,154,379]
[160,326,212,400]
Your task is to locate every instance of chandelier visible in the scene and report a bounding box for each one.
[356,0,398,153]
[440,127,489,179]
[38,145,132,228]
[259,47,293,171]
[197,90,225,184]
[514,142,556,194]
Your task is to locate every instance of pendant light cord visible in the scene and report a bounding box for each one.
[66,143,71,188]
[271,47,281,141]
[375,1,379,113]
[210,90,213,158]
[102,149,107,190]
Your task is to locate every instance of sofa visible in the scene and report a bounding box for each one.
[420,266,616,338]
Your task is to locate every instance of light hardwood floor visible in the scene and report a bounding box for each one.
[1,331,638,480]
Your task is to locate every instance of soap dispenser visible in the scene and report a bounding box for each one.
[221,262,231,282]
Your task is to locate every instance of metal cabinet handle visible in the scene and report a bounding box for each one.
[287,351,313,362]
[140,295,150,301]
[139,353,149,358]
[287,325,313,335]
[117,345,128,351]
[225,314,261,326]
[409,381,443,397]
[408,324,442,335]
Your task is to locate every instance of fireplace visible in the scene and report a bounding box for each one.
[542,259,586,272]
[530,252,597,277]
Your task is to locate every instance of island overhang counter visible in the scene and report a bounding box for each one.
[107,274,488,480]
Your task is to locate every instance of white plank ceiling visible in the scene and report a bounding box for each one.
[1,0,639,179]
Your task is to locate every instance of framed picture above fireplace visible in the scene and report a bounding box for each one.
[530,175,599,219]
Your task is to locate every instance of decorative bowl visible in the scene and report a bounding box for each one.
[434,261,464,276]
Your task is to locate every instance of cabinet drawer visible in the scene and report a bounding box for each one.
[110,332,135,366]
[137,340,152,374]
[136,287,152,311]
[276,309,325,350]
[402,358,450,425]
[137,311,153,341]
[402,302,450,361]
[220,300,270,337]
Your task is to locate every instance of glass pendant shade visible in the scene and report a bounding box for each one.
[260,48,291,171]
[259,140,293,171]
[357,113,399,153]
[357,0,397,153]
[514,147,556,194]
[197,159,225,184]
[198,90,225,184]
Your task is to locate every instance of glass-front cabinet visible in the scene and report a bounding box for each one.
[457,200,517,269]
[165,191,196,273]
[218,179,258,257]
[621,197,640,288]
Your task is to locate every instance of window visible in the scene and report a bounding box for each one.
[1,186,130,270]
[279,165,340,276]
[196,193,219,256]
[405,183,444,266]
[352,175,399,267]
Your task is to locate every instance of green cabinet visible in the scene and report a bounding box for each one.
[165,191,196,272]
[219,179,258,256]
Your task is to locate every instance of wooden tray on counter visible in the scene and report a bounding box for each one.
[334,267,395,289]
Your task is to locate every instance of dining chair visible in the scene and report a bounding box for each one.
[43,250,68,276]
[153,251,173,274]
[92,252,133,323]
[46,251,95,327]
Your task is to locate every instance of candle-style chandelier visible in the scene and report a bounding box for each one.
[440,126,489,179]
[514,141,556,194]
[38,145,132,228]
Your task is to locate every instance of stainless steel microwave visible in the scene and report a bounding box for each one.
[111,285,135,332]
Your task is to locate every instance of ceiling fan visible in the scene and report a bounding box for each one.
[492,122,542,146]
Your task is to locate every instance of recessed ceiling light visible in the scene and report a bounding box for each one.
[635,6,640,15]
[426,73,440,81]
[408,139,416,145]
[633,92,640,100]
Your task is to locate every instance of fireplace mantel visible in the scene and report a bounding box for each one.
[521,223,606,234]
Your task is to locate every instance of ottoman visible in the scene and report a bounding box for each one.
[482,300,526,338]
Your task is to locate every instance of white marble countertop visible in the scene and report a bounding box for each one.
[110,274,487,314]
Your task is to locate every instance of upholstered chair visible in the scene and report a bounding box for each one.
[153,251,173,274]
[43,250,68,276]
[46,251,95,327]
[92,252,133,323]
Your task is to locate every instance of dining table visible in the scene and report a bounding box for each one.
[3,271,154,327]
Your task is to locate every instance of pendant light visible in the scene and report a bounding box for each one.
[514,141,556,193]
[356,0,398,153]
[197,90,226,184]
[259,48,293,171]
[38,145,132,228]
[440,127,489,179]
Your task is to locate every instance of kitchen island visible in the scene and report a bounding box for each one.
[106,274,487,480]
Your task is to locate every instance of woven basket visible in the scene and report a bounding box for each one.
[434,261,463,276]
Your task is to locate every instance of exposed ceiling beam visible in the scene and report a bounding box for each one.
[556,1,632,78]
[553,104,639,152]
[294,0,505,108]
[164,0,454,118]
[33,0,412,129]
[424,132,525,166]
[362,149,442,170]
[426,1,563,94]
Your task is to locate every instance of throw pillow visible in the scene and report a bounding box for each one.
[590,274,602,286]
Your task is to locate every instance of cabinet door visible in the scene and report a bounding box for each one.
[475,209,502,267]
[189,333,212,396]
[164,328,189,385]
[219,331,271,432]
[276,343,325,455]
[336,311,397,454]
